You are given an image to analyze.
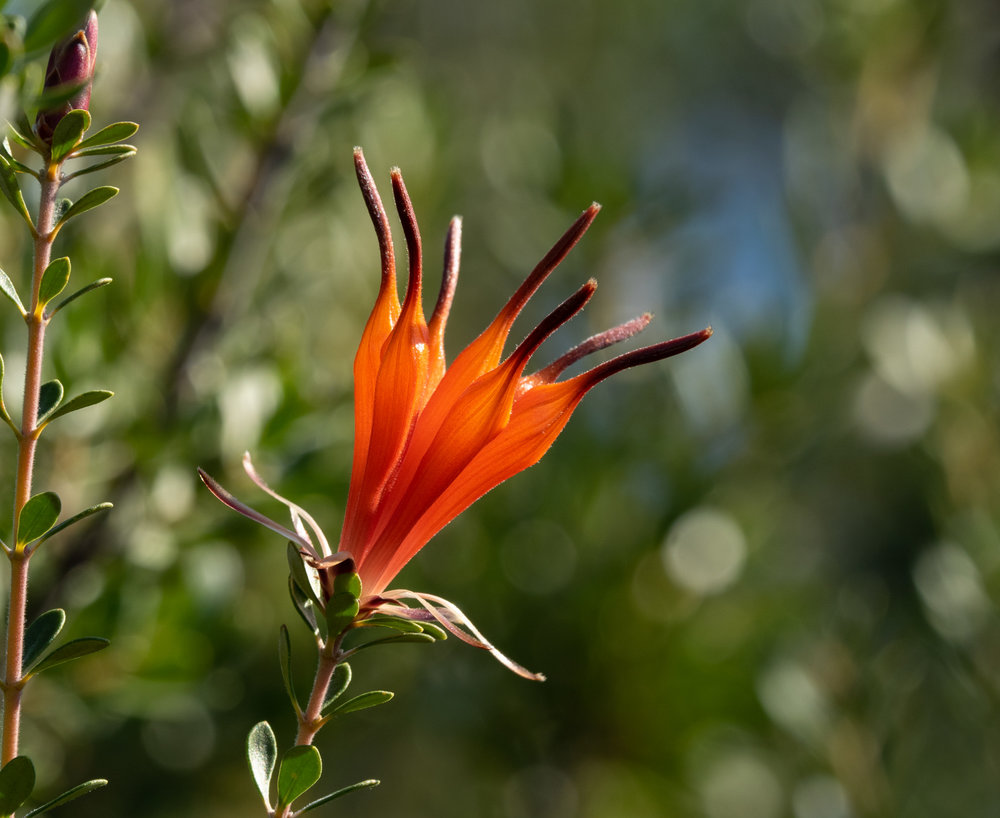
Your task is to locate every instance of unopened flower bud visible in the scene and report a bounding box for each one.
[35,10,99,145]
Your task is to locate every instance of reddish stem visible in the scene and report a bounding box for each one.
[2,160,60,767]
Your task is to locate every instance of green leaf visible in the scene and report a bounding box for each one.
[17,491,61,546]
[23,779,108,818]
[48,277,112,316]
[44,390,113,423]
[349,633,437,654]
[76,121,139,150]
[63,151,137,180]
[50,109,91,162]
[7,125,40,153]
[56,186,119,226]
[276,745,322,810]
[24,0,93,53]
[38,257,71,307]
[0,157,33,226]
[326,690,393,717]
[247,721,277,809]
[278,626,301,716]
[0,756,35,813]
[0,266,26,316]
[333,570,362,598]
[288,576,320,638]
[23,608,66,670]
[321,662,352,713]
[360,615,427,634]
[27,637,109,676]
[324,591,360,638]
[297,779,380,813]
[37,379,64,421]
[72,144,137,158]
[36,501,112,546]
[0,352,14,435]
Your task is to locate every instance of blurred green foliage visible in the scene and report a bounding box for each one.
[1,0,1000,816]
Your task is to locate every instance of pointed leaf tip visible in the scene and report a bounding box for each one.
[23,778,108,817]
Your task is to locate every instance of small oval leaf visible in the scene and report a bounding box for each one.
[23,608,66,670]
[27,636,109,676]
[17,491,61,546]
[247,721,277,809]
[321,662,352,713]
[50,109,91,162]
[76,121,139,150]
[38,257,70,307]
[23,778,108,818]
[324,591,360,638]
[276,745,322,810]
[57,186,118,226]
[0,755,36,813]
[37,379,64,421]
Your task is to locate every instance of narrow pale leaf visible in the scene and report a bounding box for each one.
[23,608,66,670]
[327,690,393,717]
[36,502,112,547]
[76,121,139,150]
[38,257,71,307]
[288,576,320,638]
[278,626,301,716]
[0,756,35,813]
[27,637,109,676]
[276,746,322,810]
[57,186,118,226]
[37,379,64,421]
[45,390,113,423]
[296,779,380,814]
[0,267,26,316]
[63,152,136,180]
[247,721,277,809]
[50,109,91,162]
[48,277,112,316]
[72,144,136,158]
[17,491,61,546]
[23,779,108,818]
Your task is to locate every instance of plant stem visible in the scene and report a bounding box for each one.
[2,160,60,766]
[273,639,342,818]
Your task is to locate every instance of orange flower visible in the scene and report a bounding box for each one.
[200,148,710,677]
[342,148,710,598]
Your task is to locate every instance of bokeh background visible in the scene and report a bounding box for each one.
[2,0,1000,815]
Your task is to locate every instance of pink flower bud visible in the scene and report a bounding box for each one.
[35,10,99,144]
